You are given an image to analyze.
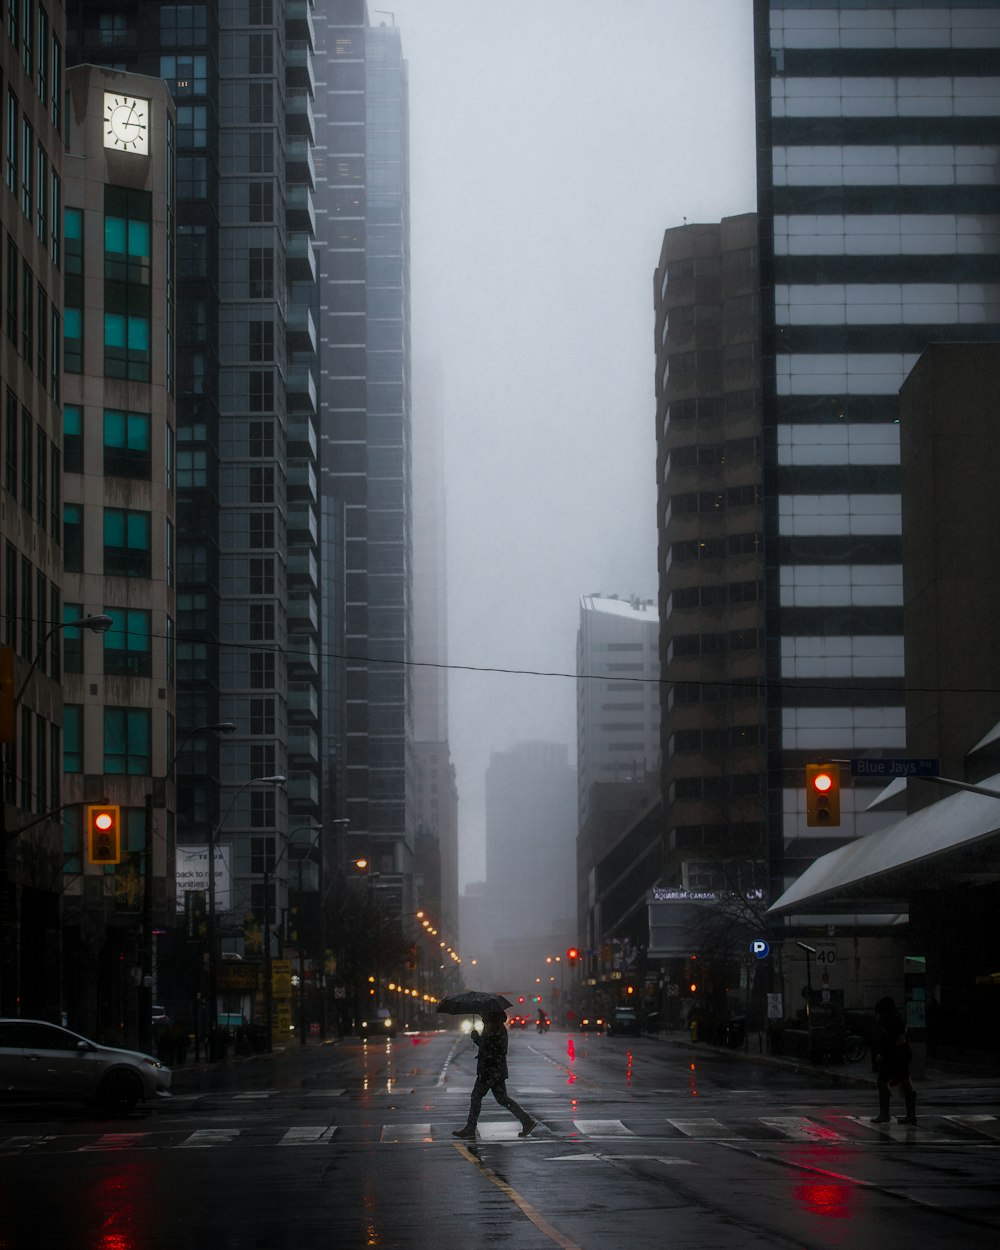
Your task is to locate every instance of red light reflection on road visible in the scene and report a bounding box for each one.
[625,1051,633,1086]
[794,1180,853,1220]
[566,1036,576,1084]
[688,1061,699,1097]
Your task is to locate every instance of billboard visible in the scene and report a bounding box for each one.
[176,845,232,913]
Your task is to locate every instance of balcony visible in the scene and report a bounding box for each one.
[286,139,316,189]
[286,0,316,48]
[287,549,319,591]
[288,633,319,678]
[286,92,315,143]
[287,417,317,458]
[288,681,319,719]
[288,592,319,630]
[286,774,320,806]
[286,184,316,236]
[287,232,317,283]
[286,363,318,415]
[287,501,318,543]
[287,460,318,503]
[288,727,319,761]
[286,43,315,94]
[286,304,317,353]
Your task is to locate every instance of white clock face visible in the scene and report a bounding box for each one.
[103,93,150,154]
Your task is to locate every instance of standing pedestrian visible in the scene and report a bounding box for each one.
[452,1011,537,1140]
[870,996,916,1125]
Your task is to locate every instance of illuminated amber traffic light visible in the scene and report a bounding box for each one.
[87,804,121,864]
[806,763,841,827]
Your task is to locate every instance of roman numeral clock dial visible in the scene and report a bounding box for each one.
[103,93,150,154]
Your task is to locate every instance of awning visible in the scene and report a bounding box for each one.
[769,769,1000,916]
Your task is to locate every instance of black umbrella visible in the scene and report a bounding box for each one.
[437,991,512,1017]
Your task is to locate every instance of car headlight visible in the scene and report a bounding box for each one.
[142,1058,163,1070]
[383,1018,393,1030]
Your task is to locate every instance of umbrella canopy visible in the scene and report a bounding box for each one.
[437,991,512,1016]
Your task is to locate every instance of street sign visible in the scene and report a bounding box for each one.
[850,757,939,778]
[815,942,836,966]
[750,940,770,959]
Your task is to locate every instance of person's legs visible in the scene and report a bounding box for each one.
[453,1078,488,1139]
[871,1078,891,1123]
[491,1080,537,1135]
[897,1076,917,1125]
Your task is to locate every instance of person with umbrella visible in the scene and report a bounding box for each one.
[439,993,536,1140]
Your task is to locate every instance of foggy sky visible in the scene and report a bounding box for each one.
[385,1,758,887]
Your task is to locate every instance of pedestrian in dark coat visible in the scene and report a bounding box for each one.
[452,1011,537,1140]
[870,996,916,1125]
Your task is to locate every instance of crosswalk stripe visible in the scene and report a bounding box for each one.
[79,1133,150,1152]
[943,1115,1000,1140]
[380,1123,432,1143]
[667,1118,746,1140]
[476,1122,524,1141]
[572,1119,634,1137]
[233,1092,274,1100]
[759,1117,846,1142]
[305,1089,347,1098]
[176,1129,242,1148]
[279,1126,339,1145]
[1,1135,55,1153]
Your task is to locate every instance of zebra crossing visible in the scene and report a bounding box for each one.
[3,1112,1000,1155]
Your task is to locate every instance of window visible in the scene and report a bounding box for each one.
[36,5,46,103]
[103,508,151,578]
[248,83,272,124]
[248,181,272,223]
[104,312,150,381]
[35,281,46,381]
[177,223,207,277]
[35,144,45,242]
[166,519,174,587]
[249,369,273,412]
[20,258,32,361]
[104,214,150,284]
[104,707,151,775]
[35,426,45,529]
[103,409,151,478]
[4,389,15,495]
[160,53,207,96]
[20,115,32,220]
[250,697,275,736]
[176,447,207,487]
[63,704,82,773]
[63,503,82,571]
[63,403,82,473]
[104,607,152,677]
[49,35,60,131]
[249,556,273,595]
[19,555,31,658]
[19,406,31,512]
[248,247,273,299]
[160,4,207,47]
[250,651,275,688]
[49,443,58,537]
[249,0,273,23]
[249,421,273,458]
[248,132,272,174]
[249,320,273,361]
[249,511,274,549]
[5,234,16,343]
[4,542,16,648]
[248,32,272,75]
[249,602,274,640]
[5,88,16,195]
[98,12,127,46]
[62,603,83,673]
[249,466,273,503]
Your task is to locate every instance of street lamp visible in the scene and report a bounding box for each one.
[207,774,285,1056]
[0,613,113,1016]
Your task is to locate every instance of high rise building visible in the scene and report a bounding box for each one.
[483,741,576,994]
[652,215,765,901]
[0,0,68,1018]
[65,1,322,972]
[58,63,176,1039]
[314,3,414,917]
[753,0,1000,909]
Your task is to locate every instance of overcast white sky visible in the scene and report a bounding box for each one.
[384,1,758,887]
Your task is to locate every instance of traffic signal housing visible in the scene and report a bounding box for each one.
[806,763,841,827]
[87,804,121,865]
[566,947,579,965]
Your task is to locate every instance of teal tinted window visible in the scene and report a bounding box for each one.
[103,408,150,478]
[103,607,152,677]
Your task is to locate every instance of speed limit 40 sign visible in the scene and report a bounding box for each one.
[814,942,836,966]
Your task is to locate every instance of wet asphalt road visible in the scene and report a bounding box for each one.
[0,1028,998,1249]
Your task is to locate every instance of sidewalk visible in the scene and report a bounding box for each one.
[655,1028,1000,1089]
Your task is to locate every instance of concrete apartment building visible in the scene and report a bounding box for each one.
[58,64,176,1038]
[653,214,766,903]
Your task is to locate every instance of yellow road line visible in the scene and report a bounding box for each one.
[452,1142,583,1250]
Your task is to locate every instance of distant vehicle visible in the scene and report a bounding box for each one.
[0,1018,171,1112]
[509,1014,529,1029]
[607,1008,641,1037]
[151,1005,170,1027]
[536,1013,551,1033]
[358,1008,396,1040]
[578,1015,606,1034]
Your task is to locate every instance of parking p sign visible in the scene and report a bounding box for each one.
[751,939,770,959]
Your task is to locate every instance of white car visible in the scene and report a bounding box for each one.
[0,1018,171,1112]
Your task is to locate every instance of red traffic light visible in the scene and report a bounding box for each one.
[806,763,841,827]
[566,947,579,963]
[812,771,834,793]
[87,804,121,865]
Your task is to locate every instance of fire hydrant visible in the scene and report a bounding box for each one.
[689,1019,698,1043]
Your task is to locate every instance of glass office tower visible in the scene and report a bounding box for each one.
[753,1,1000,907]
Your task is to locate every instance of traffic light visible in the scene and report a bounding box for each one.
[566,947,579,965]
[806,763,841,827]
[87,804,121,864]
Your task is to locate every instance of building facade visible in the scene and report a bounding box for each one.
[753,0,1000,909]
[58,64,176,1039]
[653,215,766,900]
[0,0,68,1019]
